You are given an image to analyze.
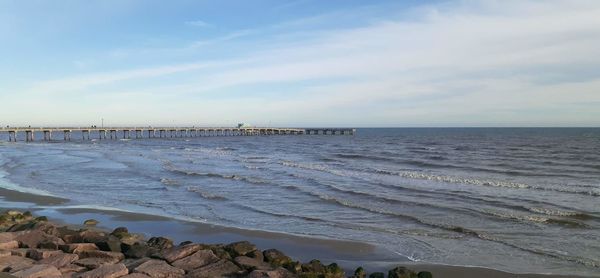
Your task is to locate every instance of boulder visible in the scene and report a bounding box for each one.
[170,249,219,272]
[122,258,152,272]
[121,274,151,278]
[80,230,108,244]
[133,259,185,278]
[417,271,433,278]
[14,231,64,249]
[247,267,296,278]
[59,264,87,275]
[388,266,417,278]
[0,255,35,272]
[26,249,63,260]
[10,264,62,278]
[83,219,99,226]
[76,250,125,261]
[36,253,79,268]
[154,243,202,263]
[56,227,84,244]
[10,249,30,257]
[0,232,19,249]
[300,259,325,274]
[146,237,173,250]
[185,259,242,278]
[1,250,11,257]
[74,258,120,270]
[225,241,256,257]
[60,243,99,254]
[124,242,150,259]
[234,256,272,271]
[352,267,366,278]
[324,263,344,278]
[95,235,123,252]
[263,249,291,267]
[78,263,129,278]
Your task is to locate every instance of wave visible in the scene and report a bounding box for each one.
[186,186,228,200]
[164,165,271,186]
[160,178,179,186]
[333,153,396,162]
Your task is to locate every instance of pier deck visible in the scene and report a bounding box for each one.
[0,127,355,142]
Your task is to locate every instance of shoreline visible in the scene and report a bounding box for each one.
[0,186,595,278]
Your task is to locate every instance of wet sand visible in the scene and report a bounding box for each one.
[0,187,594,278]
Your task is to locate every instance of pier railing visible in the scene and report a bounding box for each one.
[0,127,356,142]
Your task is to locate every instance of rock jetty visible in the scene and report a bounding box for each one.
[0,210,433,278]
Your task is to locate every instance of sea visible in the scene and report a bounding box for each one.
[0,128,598,276]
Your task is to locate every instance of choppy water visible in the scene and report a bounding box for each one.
[0,128,599,276]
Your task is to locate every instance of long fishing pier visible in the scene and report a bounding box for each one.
[0,127,356,142]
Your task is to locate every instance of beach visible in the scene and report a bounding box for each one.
[0,186,593,278]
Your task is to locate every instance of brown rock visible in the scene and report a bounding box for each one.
[76,250,125,261]
[10,249,30,257]
[1,250,12,257]
[26,249,63,260]
[78,263,129,278]
[60,243,99,253]
[75,258,121,270]
[170,249,219,272]
[0,255,35,272]
[123,258,152,272]
[234,256,272,271]
[133,259,185,278]
[155,244,202,263]
[247,267,296,278]
[225,241,256,257]
[10,264,62,278]
[36,253,78,268]
[121,274,151,278]
[80,230,108,244]
[14,231,64,249]
[8,221,58,235]
[146,237,173,250]
[59,264,87,274]
[263,249,291,267]
[0,233,19,249]
[185,259,242,278]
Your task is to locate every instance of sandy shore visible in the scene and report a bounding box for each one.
[0,187,595,278]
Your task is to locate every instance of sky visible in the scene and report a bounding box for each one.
[1,0,599,127]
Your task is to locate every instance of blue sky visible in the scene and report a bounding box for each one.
[1,0,599,127]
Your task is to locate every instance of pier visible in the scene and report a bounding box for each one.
[0,127,356,142]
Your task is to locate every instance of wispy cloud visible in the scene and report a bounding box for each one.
[185,20,212,28]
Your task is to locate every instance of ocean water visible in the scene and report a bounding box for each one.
[0,128,599,276]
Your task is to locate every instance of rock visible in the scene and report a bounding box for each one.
[10,264,61,278]
[247,267,296,278]
[388,266,417,278]
[6,211,21,216]
[80,230,108,244]
[1,250,12,257]
[170,249,219,271]
[36,253,78,268]
[26,249,63,260]
[84,219,99,226]
[34,216,48,222]
[234,256,272,271]
[249,249,264,261]
[60,243,99,253]
[122,258,152,272]
[0,232,19,249]
[324,263,344,278]
[154,243,202,263]
[76,250,124,261]
[74,258,121,270]
[0,273,17,278]
[146,237,173,250]
[368,273,384,278]
[110,227,129,239]
[178,241,193,246]
[185,259,242,278]
[78,263,129,278]
[209,246,231,261]
[121,274,151,278]
[133,259,185,278]
[59,264,87,275]
[352,267,366,278]
[124,242,150,259]
[56,227,84,244]
[263,249,291,267]
[10,249,30,257]
[225,241,256,257]
[8,222,58,236]
[417,271,433,278]
[301,259,325,274]
[14,231,64,249]
[0,255,35,272]
[95,235,123,252]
